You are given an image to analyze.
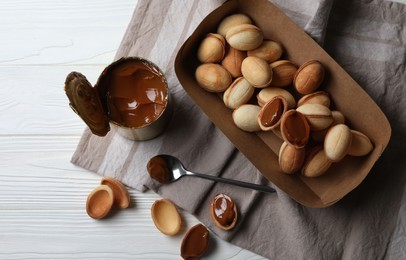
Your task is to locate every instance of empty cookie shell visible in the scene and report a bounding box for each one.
[100,177,130,209]
[210,193,238,231]
[151,199,182,236]
[86,185,114,219]
[348,130,373,156]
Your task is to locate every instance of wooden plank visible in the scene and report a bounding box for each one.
[0,0,136,65]
[0,66,102,135]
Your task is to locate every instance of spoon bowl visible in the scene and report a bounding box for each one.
[147,154,276,194]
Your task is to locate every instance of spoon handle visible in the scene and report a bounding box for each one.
[187,171,276,194]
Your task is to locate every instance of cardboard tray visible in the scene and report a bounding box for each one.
[174,0,391,208]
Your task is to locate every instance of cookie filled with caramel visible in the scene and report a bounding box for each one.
[210,193,238,231]
[181,224,210,259]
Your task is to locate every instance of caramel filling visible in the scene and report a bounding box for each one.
[181,224,210,259]
[212,193,235,227]
[106,60,167,128]
[284,112,308,145]
[147,156,171,184]
[260,98,284,127]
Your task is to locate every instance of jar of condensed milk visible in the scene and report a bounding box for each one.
[64,57,172,141]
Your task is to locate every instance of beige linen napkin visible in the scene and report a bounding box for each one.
[72,0,406,258]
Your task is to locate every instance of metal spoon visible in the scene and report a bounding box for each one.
[148,154,276,194]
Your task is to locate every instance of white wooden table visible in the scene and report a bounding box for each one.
[0,1,265,259]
